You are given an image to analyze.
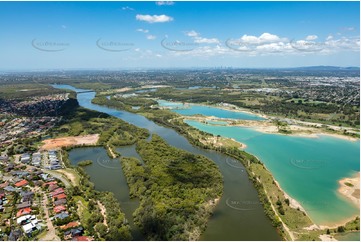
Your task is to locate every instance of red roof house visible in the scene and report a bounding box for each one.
[53,193,67,200]
[54,205,67,213]
[14,180,28,187]
[51,188,65,197]
[16,207,32,217]
[60,221,80,230]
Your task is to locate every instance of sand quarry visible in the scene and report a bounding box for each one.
[40,134,100,150]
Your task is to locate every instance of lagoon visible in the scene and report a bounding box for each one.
[185,120,360,225]
[158,100,265,120]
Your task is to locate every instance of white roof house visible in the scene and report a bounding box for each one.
[17,215,36,225]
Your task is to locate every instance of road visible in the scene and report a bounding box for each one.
[42,169,71,188]
[38,190,60,241]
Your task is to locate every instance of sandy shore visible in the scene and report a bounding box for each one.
[319,234,337,241]
[185,114,359,142]
[273,180,308,214]
[338,172,360,208]
[165,99,359,142]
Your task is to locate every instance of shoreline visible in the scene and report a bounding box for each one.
[184,116,360,230]
[158,99,359,142]
[338,172,360,208]
[184,115,359,142]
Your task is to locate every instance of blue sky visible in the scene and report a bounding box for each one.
[0,1,359,70]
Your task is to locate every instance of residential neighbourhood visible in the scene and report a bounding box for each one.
[0,150,92,241]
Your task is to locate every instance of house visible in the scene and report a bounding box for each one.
[16,207,32,217]
[33,180,44,187]
[39,174,48,181]
[4,163,15,172]
[20,191,34,202]
[17,201,32,210]
[16,214,37,225]
[51,188,65,197]
[50,164,62,170]
[64,227,84,239]
[53,205,67,213]
[54,212,69,220]
[11,171,29,178]
[72,236,93,241]
[4,186,17,192]
[31,153,41,166]
[54,199,67,206]
[60,221,80,230]
[48,184,59,192]
[22,221,41,235]
[8,229,22,241]
[53,193,67,200]
[0,181,9,189]
[43,181,57,187]
[15,179,28,187]
[20,154,31,164]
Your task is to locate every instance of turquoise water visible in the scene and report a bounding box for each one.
[185,120,360,225]
[158,100,265,120]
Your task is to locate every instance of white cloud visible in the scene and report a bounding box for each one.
[147,35,157,40]
[185,30,199,37]
[259,33,281,42]
[168,31,360,59]
[122,6,134,11]
[184,30,219,44]
[305,35,318,41]
[156,1,174,6]
[194,37,219,44]
[240,33,282,44]
[136,14,173,23]
[326,35,333,41]
[136,28,149,33]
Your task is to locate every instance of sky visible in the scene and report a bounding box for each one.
[0,1,359,70]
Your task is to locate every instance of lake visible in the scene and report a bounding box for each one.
[158,100,265,120]
[185,120,360,226]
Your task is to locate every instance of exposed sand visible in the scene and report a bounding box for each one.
[185,115,359,142]
[40,134,99,150]
[338,172,360,208]
[319,234,337,241]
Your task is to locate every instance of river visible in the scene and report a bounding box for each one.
[53,84,281,240]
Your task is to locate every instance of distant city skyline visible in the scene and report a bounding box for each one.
[0,1,359,70]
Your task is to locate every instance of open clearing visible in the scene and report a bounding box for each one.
[40,134,99,150]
